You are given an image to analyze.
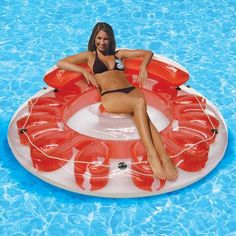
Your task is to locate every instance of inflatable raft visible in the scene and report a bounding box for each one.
[8,53,228,198]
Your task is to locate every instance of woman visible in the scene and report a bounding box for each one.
[57,22,177,180]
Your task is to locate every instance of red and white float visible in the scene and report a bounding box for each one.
[8,53,228,198]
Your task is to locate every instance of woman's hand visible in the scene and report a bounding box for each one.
[116,49,152,87]
[83,71,98,87]
[138,67,148,87]
[57,52,99,87]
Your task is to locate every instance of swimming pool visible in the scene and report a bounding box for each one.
[1,0,235,235]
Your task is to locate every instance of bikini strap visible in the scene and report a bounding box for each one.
[95,49,98,57]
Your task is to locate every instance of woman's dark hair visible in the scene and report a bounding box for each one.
[88,22,116,55]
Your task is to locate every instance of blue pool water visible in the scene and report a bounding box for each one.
[1,0,235,235]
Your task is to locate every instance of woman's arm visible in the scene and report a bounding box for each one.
[116,49,153,87]
[57,52,98,87]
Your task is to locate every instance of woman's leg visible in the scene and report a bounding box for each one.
[101,91,166,179]
[148,120,177,180]
[128,89,177,180]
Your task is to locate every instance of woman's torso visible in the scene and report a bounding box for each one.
[87,51,131,93]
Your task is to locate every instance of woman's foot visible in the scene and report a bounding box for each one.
[147,153,166,180]
[161,157,178,180]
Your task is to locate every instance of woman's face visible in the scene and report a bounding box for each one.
[95,30,110,53]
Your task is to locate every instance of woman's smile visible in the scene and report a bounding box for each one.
[95,30,110,53]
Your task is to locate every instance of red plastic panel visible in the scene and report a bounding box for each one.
[30,130,75,171]
[44,63,90,89]
[152,82,178,100]
[131,141,166,191]
[74,142,110,191]
[44,58,189,89]
[162,128,210,172]
[17,113,59,145]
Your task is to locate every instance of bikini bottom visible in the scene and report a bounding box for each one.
[101,86,136,96]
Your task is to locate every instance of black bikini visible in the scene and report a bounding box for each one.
[93,50,135,96]
[93,50,124,74]
[100,86,135,96]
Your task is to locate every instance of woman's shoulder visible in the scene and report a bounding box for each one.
[85,50,96,58]
[115,49,153,59]
[114,49,135,58]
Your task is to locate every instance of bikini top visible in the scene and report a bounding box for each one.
[93,50,125,75]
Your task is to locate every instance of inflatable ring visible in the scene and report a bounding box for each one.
[8,53,228,198]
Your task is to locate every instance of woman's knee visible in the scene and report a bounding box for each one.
[101,96,134,113]
[135,96,146,109]
[101,92,146,113]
